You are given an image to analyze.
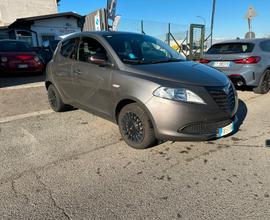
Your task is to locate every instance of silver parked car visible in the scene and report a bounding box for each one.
[46,32,238,149]
[200,38,270,94]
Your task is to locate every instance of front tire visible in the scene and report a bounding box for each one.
[118,103,157,149]
[47,84,69,112]
[253,70,270,94]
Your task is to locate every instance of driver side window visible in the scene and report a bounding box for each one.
[78,37,107,63]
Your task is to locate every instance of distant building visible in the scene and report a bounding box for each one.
[0,0,61,26]
[0,12,83,47]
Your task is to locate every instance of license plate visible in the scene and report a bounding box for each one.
[218,122,234,137]
[18,64,28,68]
[213,61,231,68]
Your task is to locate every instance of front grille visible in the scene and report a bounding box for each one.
[179,119,232,135]
[206,84,236,112]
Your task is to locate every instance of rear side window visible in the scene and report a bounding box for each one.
[206,43,254,54]
[260,41,270,52]
[60,38,78,59]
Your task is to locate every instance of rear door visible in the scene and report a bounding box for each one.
[53,37,79,100]
[202,42,255,74]
[71,36,113,118]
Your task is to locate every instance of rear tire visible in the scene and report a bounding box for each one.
[253,70,270,94]
[47,84,69,112]
[118,103,157,149]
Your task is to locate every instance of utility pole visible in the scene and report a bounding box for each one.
[210,0,216,46]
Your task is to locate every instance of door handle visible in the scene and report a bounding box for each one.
[74,69,82,75]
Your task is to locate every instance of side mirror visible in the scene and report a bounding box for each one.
[89,54,111,66]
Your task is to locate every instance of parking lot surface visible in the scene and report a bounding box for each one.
[1,79,270,219]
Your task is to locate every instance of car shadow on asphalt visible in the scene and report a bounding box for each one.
[235,86,254,92]
[235,99,248,131]
[0,73,45,88]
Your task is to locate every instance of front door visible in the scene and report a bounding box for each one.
[72,36,113,118]
[53,37,79,100]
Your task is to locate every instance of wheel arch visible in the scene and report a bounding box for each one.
[258,66,270,82]
[265,66,270,72]
[114,98,158,136]
[115,99,136,123]
[261,65,270,73]
[45,81,52,90]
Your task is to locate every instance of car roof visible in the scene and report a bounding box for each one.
[212,38,270,45]
[62,31,145,40]
[83,31,143,36]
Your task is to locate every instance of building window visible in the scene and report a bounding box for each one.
[42,35,55,43]
[16,30,33,46]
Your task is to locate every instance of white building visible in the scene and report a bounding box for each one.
[0,12,83,47]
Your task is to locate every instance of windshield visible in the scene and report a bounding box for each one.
[0,41,31,52]
[104,33,185,64]
[206,43,254,54]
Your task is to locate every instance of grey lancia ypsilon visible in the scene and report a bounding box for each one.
[46,32,239,149]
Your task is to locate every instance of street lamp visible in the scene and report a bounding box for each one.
[196,16,206,26]
[210,0,216,46]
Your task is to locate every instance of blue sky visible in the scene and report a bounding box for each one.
[59,0,270,39]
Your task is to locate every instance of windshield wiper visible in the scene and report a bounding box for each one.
[123,58,184,65]
[150,58,184,64]
[122,59,150,65]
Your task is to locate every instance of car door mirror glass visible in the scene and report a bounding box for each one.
[89,54,109,66]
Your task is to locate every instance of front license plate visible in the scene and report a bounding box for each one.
[213,61,231,68]
[18,64,28,68]
[218,122,234,137]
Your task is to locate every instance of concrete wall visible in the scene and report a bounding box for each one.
[0,0,58,26]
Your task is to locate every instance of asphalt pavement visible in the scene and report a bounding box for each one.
[0,78,270,220]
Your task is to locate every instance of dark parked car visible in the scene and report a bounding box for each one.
[200,38,270,94]
[46,32,239,149]
[33,40,61,66]
[0,40,44,74]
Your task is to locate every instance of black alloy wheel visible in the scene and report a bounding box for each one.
[118,103,157,149]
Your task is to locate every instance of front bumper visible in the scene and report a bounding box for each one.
[145,96,238,141]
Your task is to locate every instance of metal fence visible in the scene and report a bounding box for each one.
[119,18,189,42]
[118,18,211,59]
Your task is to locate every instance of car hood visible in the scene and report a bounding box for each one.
[125,61,230,87]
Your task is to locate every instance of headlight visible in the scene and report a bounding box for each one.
[153,87,206,104]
